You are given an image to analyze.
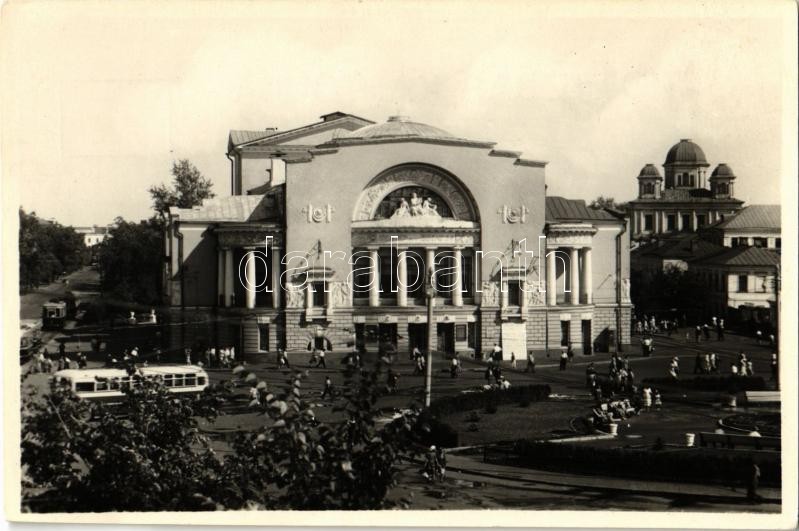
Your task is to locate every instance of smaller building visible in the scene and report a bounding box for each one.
[73,225,110,247]
[699,204,781,250]
[632,233,724,280]
[689,246,780,332]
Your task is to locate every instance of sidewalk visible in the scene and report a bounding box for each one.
[445,451,781,504]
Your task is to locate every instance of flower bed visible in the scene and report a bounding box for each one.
[427,384,551,417]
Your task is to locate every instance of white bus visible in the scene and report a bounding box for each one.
[52,365,209,402]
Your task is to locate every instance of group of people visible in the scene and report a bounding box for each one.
[689,317,726,343]
[31,344,88,373]
[692,352,720,374]
[634,315,677,336]
[730,351,756,377]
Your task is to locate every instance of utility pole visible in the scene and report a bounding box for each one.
[425,266,437,407]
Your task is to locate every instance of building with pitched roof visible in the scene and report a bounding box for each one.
[699,204,781,250]
[165,113,631,358]
[626,139,744,241]
[689,246,780,330]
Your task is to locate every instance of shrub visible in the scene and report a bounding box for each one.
[512,440,780,487]
[643,376,766,392]
[428,385,551,417]
[414,411,459,448]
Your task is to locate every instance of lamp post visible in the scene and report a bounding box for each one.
[424,266,437,407]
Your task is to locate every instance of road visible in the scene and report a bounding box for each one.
[19,266,101,322]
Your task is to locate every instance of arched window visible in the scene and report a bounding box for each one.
[373,186,453,220]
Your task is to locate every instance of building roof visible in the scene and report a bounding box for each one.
[339,115,459,141]
[638,164,662,178]
[714,204,781,231]
[664,139,709,166]
[635,233,724,260]
[710,163,736,179]
[229,112,374,149]
[690,246,781,267]
[170,194,280,222]
[545,196,619,222]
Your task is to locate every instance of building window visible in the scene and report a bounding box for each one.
[378,248,395,298]
[681,214,692,231]
[697,214,706,227]
[461,252,474,297]
[758,275,768,293]
[258,324,269,352]
[753,237,768,248]
[560,321,570,347]
[737,274,748,293]
[435,251,455,296]
[667,215,676,231]
[689,174,695,187]
[776,238,781,249]
[507,280,521,306]
[644,214,654,231]
[311,281,326,307]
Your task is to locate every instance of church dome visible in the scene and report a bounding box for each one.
[342,115,457,140]
[710,163,736,179]
[638,164,662,178]
[664,139,708,165]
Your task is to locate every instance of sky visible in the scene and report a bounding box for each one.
[2,0,794,227]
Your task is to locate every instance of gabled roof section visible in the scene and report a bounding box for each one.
[229,112,375,151]
[715,205,781,231]
[690,246,781,267]
[546,196,619,222]
[169,193,282,223]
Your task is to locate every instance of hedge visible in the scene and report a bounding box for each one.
[511,440,780,487]
[643,376,767,392]
[413,411,459,448]
[428,384,551,417]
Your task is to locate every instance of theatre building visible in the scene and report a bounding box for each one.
[165,113,631,358]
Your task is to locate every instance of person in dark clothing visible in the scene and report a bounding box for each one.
[321,376,334,399]
[694,353,703,374]
[567,342,574,362]
[747,463,761,501]
[559,350,568,370]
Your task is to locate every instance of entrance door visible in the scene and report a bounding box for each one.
[408,323,427,354]
[436,323,455,354]
[582,319,592,355]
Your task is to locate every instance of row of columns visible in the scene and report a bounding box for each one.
[637,209,727,234]
[218,247,281,310]
[366,246,465,308]
[545,247,592,307]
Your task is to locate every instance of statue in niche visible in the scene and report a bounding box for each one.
[409,192,425,216]
[391,191,441,218]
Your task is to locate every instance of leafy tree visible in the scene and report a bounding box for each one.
[95,217,164,304]
[21,361,422,512]
[21,370,224,512]
[589,196,622,210]
[641,265,710,314]
[19,208,87,291]
[149,159,215,220]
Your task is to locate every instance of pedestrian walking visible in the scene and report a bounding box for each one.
[693,353,703,374]
[525,351,536,373]
[642,386,652,411]
[703,353,711,374]
[386,370,399,393]
[450,357,460,378]
[710,352,718,373]
[770,353,778,382]
[747,463,761,501]
[318,348,327,368]
[567,342,574,362]
[510,352,516,369]
[694,326,702,343]
[653,389,662,410]
[321,376,334,399]
[747,360,755,376]
[702,324,711,341]
[559,350,568,371]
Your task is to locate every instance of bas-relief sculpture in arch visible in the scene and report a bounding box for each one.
[352,164,479,222]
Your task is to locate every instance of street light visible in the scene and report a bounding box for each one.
[424,266,437,407]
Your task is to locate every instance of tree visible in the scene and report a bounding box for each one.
[21,361,422,512]
[19,208,87,291]
[589,196,622,210]
[95,217,164,304]
[21,370,224,512]
[149,160,215,220]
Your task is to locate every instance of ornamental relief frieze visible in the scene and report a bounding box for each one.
[355,168,474,222]
[544,233,593,248]
[217,231,284,249]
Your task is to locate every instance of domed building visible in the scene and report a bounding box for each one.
[164,112,632,360]
[627,139,743,240]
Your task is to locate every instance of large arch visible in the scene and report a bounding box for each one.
[352,163,480,222]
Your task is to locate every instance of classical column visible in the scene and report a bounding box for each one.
[452,247,463,307]
[397,247,408,307]
[217,248,225,306]
[662,212,667,232]
[546,250,557,306]
[306,283,314,309]
[500,280,509,308]
[676,211,683,231]
[369,247,380,307]
[271,247,281,309]
[224,248,234,307]
[245,249,256,310]
[581,247,593,304]
[569,247,580,306]
[519,279,528,316]
[692,210,697,231]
